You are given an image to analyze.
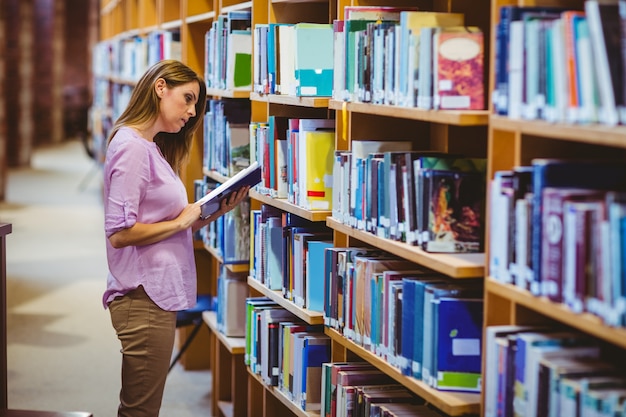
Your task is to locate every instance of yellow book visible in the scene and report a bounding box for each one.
[304,130,335,211]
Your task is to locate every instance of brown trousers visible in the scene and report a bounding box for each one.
[109,286,176,417]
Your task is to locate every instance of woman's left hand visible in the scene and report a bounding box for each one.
[219,185,250,215]
[192,185,250,232]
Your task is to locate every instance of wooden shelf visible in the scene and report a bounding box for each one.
[486,278,626,350]
[324,327,480,416]
[250,93,330,108]
[206,87,251,99]
[329,100,489,126]
[186,12,216,24]
[247,277,324,325]
[249,190,331,222]
[204,244,250,273]
[203,168,230,184]
[490,115,626,148]
[203,311,247,354]
[326,217,484,279]
[221,1,253,12]
[248,368,321,417]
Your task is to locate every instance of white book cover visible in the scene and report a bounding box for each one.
[508,21,524,119]
[226,31,252,90]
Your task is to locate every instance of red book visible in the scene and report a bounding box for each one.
[434,26,485,110]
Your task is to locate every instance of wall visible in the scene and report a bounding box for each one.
[0,0,98,201]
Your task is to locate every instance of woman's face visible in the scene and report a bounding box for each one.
[157,80,200,133]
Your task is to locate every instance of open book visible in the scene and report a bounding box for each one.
[197,161,262,219]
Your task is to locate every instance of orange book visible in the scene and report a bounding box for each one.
[562,11,585,123]
[433,26,485,110]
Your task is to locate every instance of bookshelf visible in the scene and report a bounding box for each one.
[484,0,626,415]
[95,0,626,416]
[245,1,490,416]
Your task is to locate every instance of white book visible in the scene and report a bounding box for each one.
[226,31,252,90]
[585,0,621,126]
[416,27,434,110]
[508,20,524,119]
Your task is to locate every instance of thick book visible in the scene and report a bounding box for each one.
[432,296,484,392]
[433,26,485,110]
[197,160,262,219]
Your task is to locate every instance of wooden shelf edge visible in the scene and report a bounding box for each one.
[249,190,331,222]
[489,115,626,148]
[206,87,251,99]
[202,311,247,354]
[247,277,324,325]
[329,100,489,126]
[248,367,321,417]
[324,327,480,416]
[203,168,229,183]
[250,92,330,108]
[485,278,626,350]
[185,12,216,24]
[221,1,254,13]
[326,217,484,278]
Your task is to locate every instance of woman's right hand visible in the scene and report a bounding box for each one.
[177,203,202,229]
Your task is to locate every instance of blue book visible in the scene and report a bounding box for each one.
[410,278,448,380]
[300,335,331,411]
[306,240,334,313]
[267,23,292,94]
[416,280,482,383]
[433,297,484,392]
[399,278,416,376]
[266,216,284,290]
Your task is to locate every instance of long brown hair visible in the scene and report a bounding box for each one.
[107,59,207,174]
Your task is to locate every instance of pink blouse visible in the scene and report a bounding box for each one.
[102,127,197,311]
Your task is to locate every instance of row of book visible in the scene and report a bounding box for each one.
[92,30,182,82]
[321,362,442,417]
[245,298,446,416]
[484,325,626,417]
[333,7,484,110]
[332,141,487,253]
[492,1,626,126]
[249,206,331,312]
[204,10,253,91]
[323,247,484,392]
[250,116,336,211]
[253,22,334,97]
[215,267,248,337]
[203,98,251,178]
[251,6,486,110]
[488,159,626,327]
[245,298,329,411]
[249,208,486,392]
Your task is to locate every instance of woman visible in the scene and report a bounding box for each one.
[102,59,249,417]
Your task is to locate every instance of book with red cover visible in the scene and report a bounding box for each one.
[434,26,485,110]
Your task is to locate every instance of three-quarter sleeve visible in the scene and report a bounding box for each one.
[104,138,151,237]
